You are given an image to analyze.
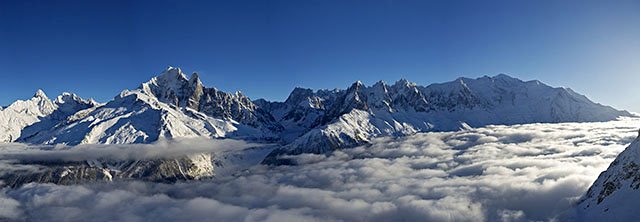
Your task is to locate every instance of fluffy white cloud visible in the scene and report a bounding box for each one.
[1,117,639,222]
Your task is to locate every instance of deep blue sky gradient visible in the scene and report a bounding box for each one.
[1,0,639,111]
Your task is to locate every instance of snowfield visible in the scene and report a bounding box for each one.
[1,117,638,222]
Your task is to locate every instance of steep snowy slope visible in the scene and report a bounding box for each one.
[22,90,216,144]
[263,75,632,164]
[0,90,96,143]
[572,131,640,221]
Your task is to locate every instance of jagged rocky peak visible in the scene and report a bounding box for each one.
[140,66,192,107]
[32,89,54,104]
[390,78,422,95]
[389,79,430,112]
[56,92,79,103]
[159,66,188,81]
[189,72,203,87]
[141,66,281,130]
[54,92,98,115]
[55,92,93,105]
[393,78,415,88]
[372,80,388,89]
[0,89,55,117]
[365,81,392,111]
[323,80,369,119]
[347,80,366,97]
[140,67,207,108]
[187,72,204,109]
[25,89,57,115]
[347,80,367,99]
[141,66,210,108]
[285,87,315,105]
[33,89,48,99]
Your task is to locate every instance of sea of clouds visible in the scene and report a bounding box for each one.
[1,118,639,222]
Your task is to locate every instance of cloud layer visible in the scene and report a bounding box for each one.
[0,138,254,163]
[1,118,639,222]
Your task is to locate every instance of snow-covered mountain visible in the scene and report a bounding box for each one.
[4,69,625,151]
[141,67,281,132]
[0,67,632,184]
[19,67,280,145]
[262,74,632,164]
[573,131,640,221]
[0,67,285,185]
[0,90,97,143]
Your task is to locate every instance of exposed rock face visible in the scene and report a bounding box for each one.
[1,154,215,188]
[572,131,640,221]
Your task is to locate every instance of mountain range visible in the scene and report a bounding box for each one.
[0,67,632,185]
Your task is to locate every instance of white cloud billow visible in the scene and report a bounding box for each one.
[1,118,638,221]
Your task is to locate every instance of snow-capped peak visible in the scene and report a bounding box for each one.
[137,66,283,132]
[284,87,315,106]
[139,67,194,107]
[0,90,100,143]
[28,89,57,115]
[53,92,97,115]
[160,66,188,80]
[33,89,48,100]
[372,80,387,88]
[55,92,81,104]
[371,80,389,92]
[394,78,415,88]
[493,73,516,80]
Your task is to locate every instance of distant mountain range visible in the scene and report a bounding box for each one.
[0,67,632,185]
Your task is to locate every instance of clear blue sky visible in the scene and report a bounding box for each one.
[1,0,639,111]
